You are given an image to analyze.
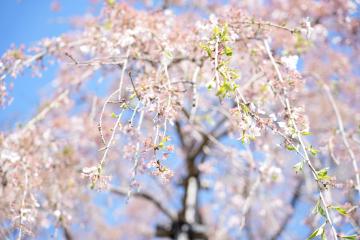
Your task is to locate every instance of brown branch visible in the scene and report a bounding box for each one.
[175,121,186,149]
[236,20,298,34]
[270,178,303,240]
[128,71,141,100]
[110,187,176,221]
[187,116,228,162]
[64,52,196,69]
[63,226,73,240]
[0,39,88,84]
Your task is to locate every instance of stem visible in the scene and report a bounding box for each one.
[322,83,360,196]
[190,66,200,123]
[119,48,130,101]
[263,39,338,240]
[110,187,176,220]
[99,109,124,167]
[214,36,220,90]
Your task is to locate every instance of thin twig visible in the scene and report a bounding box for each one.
[238,20,298,34]
[110,187,176,221]
[128,72,141,100]
[99,109,124,167]
[264,39,338,240]
[98,88,122,145]
[214,36,220,90]
[322,83,360,196]
[127,110,145,199]
[190,66,200,123]
[3,89,69,145]
[119,48,130,100]
[270,178,303,240]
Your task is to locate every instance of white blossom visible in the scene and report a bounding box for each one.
[1,149,21,163]
[79,45,90,54]
[209,14,218,25]
[281,55,299,71]
[304,17,313,39]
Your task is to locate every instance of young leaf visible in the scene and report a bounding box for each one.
[339,235,358,240]
[293,161,304,173]
[107,0,116,7]
[316,168,330,181]
[224,46,233,56]
[329,206,347,216]
[309,145,319,156]
[158,136,170,149]
[321,230,327,240]
[220,24,230,42]
[313,200,326,217]
[307,223,325,240]
[200,43,212,57]
[240,103,250,114]
[301,131,312,136]
[286,144,297,151]
[111,112,117,118]
[212,25,221,39]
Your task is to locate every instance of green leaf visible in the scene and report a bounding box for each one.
[286,144,297,151]
[216,81,236,99]
[240,103,250,114]
[313,200,326,217]
[294,31,311,53]
[229,68,240,80]
[240,133,247,144]
[212,23,230,42]
[321,230,327,240]
[163,50,173,59]
[158,136,169,149]
[224,46,233,56]
[309,145,319,156]
[200,43,212,57]
[293,161,304,173]
[316,168,330,181]
[339,235,358,240]
[129,93,137,100]
[301,131,312,136]
[220,23,230,42]
[107,0,116,6]
[218,67,228,80]
[329,206,347,216]
[111,112,118,118]
[307,223,325,240]
[212,25,221,39]
[250,49,257,56]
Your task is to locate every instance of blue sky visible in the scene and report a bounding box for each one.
[0,0,93,128]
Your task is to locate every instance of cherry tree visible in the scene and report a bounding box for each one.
[0,0,359,239]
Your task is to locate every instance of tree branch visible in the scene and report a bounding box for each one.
[63,226,73,240]
[270,178,303,240]
[322,82,360,196]
[175,121,186,149]
[110,187,176,221]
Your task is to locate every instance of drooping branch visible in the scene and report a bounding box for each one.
[321,82,360,196]
[175,121,186,149]
[264,39,338,240]
[270,178,303,240]
[110,187,176,221]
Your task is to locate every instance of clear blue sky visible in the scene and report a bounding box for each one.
[0,0,93,128]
